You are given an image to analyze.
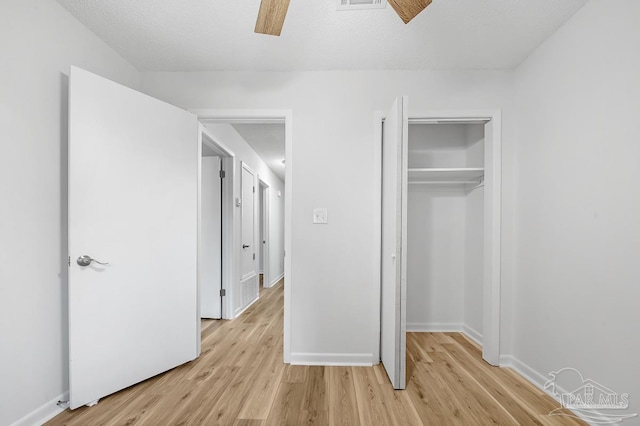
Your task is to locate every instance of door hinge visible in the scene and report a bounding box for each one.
[68,256,70,266]
[253,253,256,260]
[219,170,225,178]
[253,186,255,193]
[220,289,226,297]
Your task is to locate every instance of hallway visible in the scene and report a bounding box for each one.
[48,280,582,425]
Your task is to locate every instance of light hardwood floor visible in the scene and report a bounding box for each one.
[48,280,584,425]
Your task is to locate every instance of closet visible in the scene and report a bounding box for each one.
[379,96,501,390]
[406,122,485,343]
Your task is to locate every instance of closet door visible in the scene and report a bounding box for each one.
[380,96,408,389]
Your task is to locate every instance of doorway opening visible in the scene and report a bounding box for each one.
[194,110,292,363]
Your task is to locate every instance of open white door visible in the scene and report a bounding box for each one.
[200,156,223,319]
[380,96,408,389]
[68,67,199,409]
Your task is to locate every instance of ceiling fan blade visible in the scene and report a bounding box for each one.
[387,0,432,24]
[255,0,291,36]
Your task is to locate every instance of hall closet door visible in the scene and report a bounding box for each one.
[380,96,408,390]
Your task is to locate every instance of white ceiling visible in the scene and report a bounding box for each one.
[55,0,587,71]
[231,123,286,182]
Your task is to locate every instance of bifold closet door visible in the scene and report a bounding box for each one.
[381,96,408,390]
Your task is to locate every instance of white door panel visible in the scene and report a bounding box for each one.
[240,163,258,311]
[68,67,199,408]
[200,156,222,319]
[380,96,408,390]
[241,164,256,281]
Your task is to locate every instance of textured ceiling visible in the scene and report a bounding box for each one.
[55,0,587,71]
[231,124,286,182]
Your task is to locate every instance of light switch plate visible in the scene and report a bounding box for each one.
[313,209,328,224]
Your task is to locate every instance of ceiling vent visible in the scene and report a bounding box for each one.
[337,0,386,11]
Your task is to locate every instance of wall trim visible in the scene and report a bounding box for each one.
[290,353,373,366]
[407,322,464,332]
[499,355,549,389]
[406,323,483,347]
[234,295,259,319]
[462,324,483,346]
[269,272,284,288]
[9,392,69,426]
[499,355,610,425]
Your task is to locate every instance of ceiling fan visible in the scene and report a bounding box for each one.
[255,0,433,36]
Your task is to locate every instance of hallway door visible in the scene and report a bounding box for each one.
[240,163,258,309]
[200,156,223,319]
[68,67,199,408]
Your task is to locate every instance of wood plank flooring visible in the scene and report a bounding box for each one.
[47,280,584,425]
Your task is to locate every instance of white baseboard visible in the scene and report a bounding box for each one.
[406,322,463,332]
[9,392,68,426]
[499,355,550,390]
[499,355,618,425]
[234,295,259,319]
[290,352,373,366]
[268,272,284,288]
[462,324,483,346]
[407,323,483,346]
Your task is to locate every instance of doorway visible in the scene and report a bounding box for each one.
[194,109,292,363]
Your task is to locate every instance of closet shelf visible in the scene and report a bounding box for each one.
[408,168,484,184]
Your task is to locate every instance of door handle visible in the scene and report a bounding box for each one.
[77,255,109,267]
[242,244,250,249]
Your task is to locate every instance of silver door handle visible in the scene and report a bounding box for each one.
[77,255,109,267]
[242,244,250,249]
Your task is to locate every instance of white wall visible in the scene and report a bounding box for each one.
[513,0,640,417]
[203,124,285,308]
[407,188,466,329]
[464,187,484,339]
[406,124,485,339]
[0,1,140,425]
[143,71,516,362]
[464,126,485,340]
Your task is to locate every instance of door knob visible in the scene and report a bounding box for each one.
[243,244,250,249]
[77,255,109,267]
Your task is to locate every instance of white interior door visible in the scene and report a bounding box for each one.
[241,163,258,308]
[258,187,264,273]
[68,67,199,409]
[259,181,270,288]
[200,156,222,319]
[380,96,408,389]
